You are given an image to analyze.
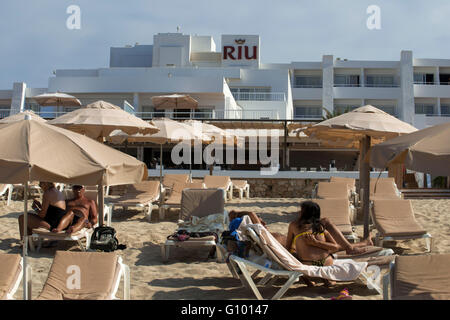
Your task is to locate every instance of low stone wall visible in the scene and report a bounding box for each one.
[110,177,326,198]
[245,178,322,198]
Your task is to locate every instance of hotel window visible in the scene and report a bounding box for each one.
[441,105,450,116]
[294,106,322,119]
[414,73,434,84]
[334,75,360,87]
[294,76,322,88]
[415,104,435,116]
[365,75,396,87]
[230,87,272,101]
[439,74,450,85]
[334,104,359,114]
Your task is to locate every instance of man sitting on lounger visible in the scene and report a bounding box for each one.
[51,185,98,234]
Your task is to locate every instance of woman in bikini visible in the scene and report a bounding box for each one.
[286,201,342,286]
[18,181,66,242]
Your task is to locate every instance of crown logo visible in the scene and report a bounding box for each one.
[235,39,246,45]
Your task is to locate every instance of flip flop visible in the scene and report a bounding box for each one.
[331,288,352,300]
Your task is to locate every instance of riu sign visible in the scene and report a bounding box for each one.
[221,35,260,67]
[223,39,258,60]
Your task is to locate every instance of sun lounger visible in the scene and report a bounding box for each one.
[162,173,190,196]
[161,188,228,261]
[0,184,13,206]
[12,182,42,200]
[203,175,233,201]
[37,251,130,300]
[227,219,385,299]
[371,199,432,252]
[383,254,450,300]
[314,181,351,200]
[108,180,160,222]
[159,181,205,220]
[232,180,250,199]
[330,176,358,202]
[370,178,402,199]
[314,198,358,242]
[0,254,31,300]
[30,190,111,252]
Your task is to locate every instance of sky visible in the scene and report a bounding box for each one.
[1,0,450,89]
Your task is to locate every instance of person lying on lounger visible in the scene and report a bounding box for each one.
[18,182,67,241]
[51,185,98,234]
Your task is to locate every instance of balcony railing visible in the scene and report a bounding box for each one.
[364,83,399,88]
[333,83,361,87]
[292,84,323,88]
[231,92,286,101]
[414,81,450,85]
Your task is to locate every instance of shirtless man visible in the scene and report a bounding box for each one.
[51,185,98,234]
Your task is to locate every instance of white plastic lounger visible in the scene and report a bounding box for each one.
[203,175,233,201]
[108,181,160,222]
[226,221,385,300]
[37,251,130,300]
[232,180,250,199]
[0,184,13,206]
[371,199,432,252]
[0,254,31,300]
[162,189,227,261]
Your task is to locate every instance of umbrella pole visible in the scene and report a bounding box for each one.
[360,135,371,239]
[23,181,29,300]
[98,185,105,226]
[159,144,163,201]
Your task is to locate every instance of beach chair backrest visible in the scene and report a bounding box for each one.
[180,188,225,220]
[0,253,21,300]
[163,174,190,189]
[330,177,356,191]
[370,178,398,195]
[38,251,119,300]
[127,180,160,195]
[392,254,450,300]
[172,181,204,193]
[372,199,426,236]
[316,181,350,199]
[313,198,353,234]
[203,175,231,188]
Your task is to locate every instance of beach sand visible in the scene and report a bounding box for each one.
[1,197,449,300]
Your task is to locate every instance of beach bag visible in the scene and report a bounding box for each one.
[90,226,119,252]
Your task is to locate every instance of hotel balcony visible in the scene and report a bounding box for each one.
[292,85,322,100]
[231,92,286,102]
[333,85,400,99]
[414,83,450,98]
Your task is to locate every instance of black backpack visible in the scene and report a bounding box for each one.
[90,226,119,252]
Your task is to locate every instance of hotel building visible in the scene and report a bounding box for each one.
[1,32,449,173]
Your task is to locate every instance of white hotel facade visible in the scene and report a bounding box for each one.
[1,32,450,130]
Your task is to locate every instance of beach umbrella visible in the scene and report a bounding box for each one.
[48,100,159,141]
[370,122,450,176]
[0,116,148,299]
[151,94,198,110]
[302,105,417,238]
[31,92,82,116]
[183,120,243,176]
[107,118,210,199]
[0,110,46,124]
